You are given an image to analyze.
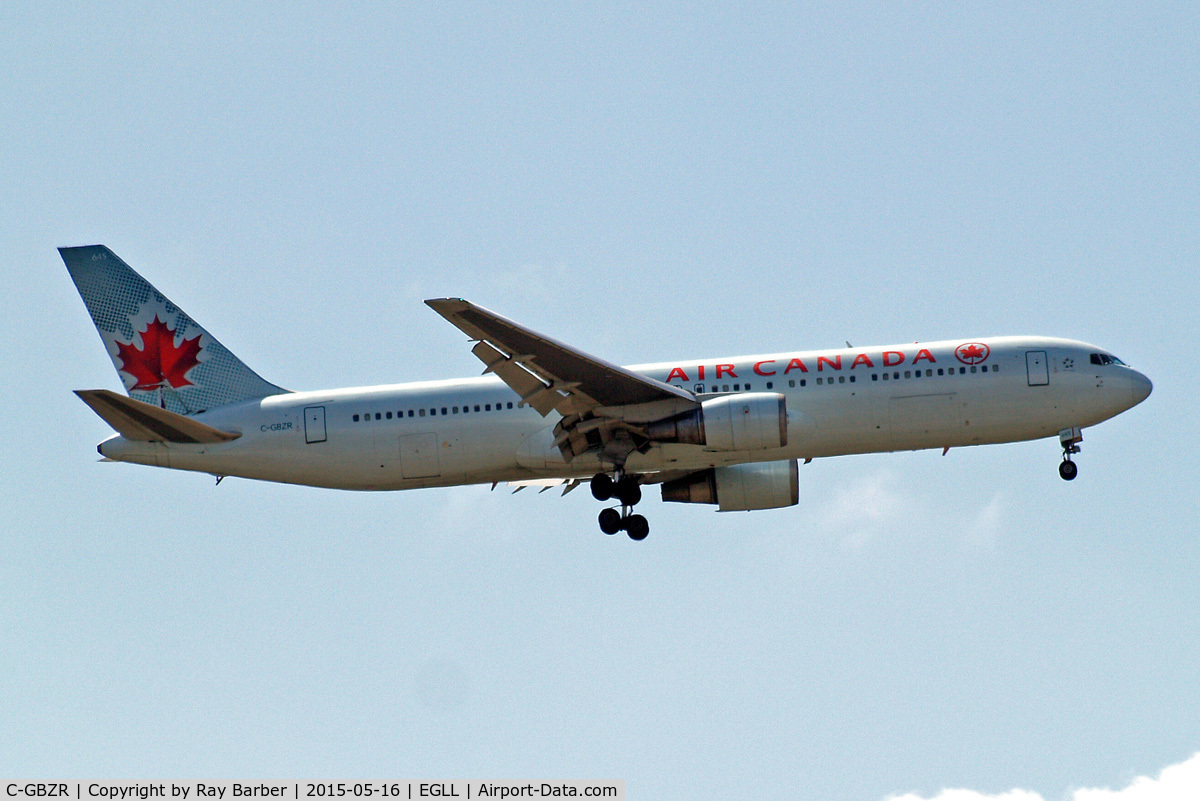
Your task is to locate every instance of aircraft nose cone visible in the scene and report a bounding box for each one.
[1129,370,1153,406]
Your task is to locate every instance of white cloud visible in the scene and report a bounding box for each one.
[818,469,905,547]
[888,792,1042,801]
[885,752,1200,801]
[481,261,561,305]
[963,491,1005,550]
[813,467,1010,551]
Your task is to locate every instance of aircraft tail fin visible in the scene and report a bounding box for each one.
[60,245,287,414]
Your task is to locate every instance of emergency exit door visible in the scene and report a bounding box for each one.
[1026,351,1049,386]
[304,406,327,443]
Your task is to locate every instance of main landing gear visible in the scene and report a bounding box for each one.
[1058,427,1082,481]
[591,472,649,541]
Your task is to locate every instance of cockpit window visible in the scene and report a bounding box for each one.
[1090,353,1127,366]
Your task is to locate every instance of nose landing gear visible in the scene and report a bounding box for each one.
[592,471,650,540]
[1058,427,1082,481]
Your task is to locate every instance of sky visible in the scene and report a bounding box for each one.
[2,2,1198,798]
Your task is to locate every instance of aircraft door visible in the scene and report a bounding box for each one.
[400,433,441,478]
[303,406,327,443]
[1026,351,1049,386]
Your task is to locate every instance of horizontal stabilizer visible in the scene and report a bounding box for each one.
[75,389,241,444]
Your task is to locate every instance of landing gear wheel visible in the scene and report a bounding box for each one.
[624,514,650,541]
[598,508,622,535]
[591,473,614,501]
[1057,428,1082,482]
[615,477,642,507]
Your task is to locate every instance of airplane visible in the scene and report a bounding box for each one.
[61,245,1152,541]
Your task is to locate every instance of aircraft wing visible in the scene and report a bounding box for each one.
[425,298,695,418]
[426,298,697,463]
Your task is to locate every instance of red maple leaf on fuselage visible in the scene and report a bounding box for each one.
[960,344,985,361]
[115,316,202,391]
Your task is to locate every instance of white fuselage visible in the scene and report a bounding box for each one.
[97,336,1151,491]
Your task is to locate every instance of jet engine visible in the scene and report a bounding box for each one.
[661,459,799,512]
[645,393,787,451]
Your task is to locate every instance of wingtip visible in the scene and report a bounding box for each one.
[424,298,472,316]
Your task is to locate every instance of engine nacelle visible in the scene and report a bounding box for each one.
[646,393,787,451]
[661,459,799,512]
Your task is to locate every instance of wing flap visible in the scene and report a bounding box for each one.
[75,389,241,444]
[499,478,584,495]
[471,341,565,416]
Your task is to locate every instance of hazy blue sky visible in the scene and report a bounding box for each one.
[2,3,1197,799]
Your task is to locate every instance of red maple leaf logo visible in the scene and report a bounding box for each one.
[115,316,202,390]
[955,342,990,365]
